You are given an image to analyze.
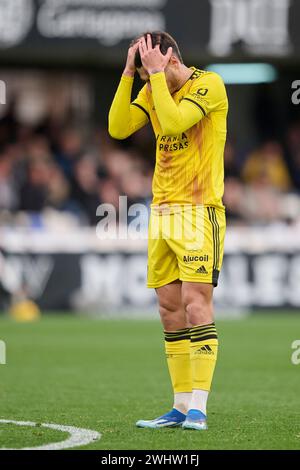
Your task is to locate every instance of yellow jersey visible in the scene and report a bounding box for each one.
[109,67,228,209]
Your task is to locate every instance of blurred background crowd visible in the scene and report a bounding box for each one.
[0,104,154,228]
[1,94,300,228]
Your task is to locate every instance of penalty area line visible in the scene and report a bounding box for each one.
[0,419,101,450]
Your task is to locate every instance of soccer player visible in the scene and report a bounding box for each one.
[109,32,228,430]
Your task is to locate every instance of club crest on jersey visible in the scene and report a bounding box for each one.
[196,88,208,96]
[191,89,209,102]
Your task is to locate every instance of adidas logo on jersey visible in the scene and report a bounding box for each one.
[195,265,208,274]
[196,345,214,355]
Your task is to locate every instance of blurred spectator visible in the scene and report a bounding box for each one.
[46,164,72,211]
[98,178,121,209]
[71,154,100,224]
[242,177,282,223]
[224,140,240,179]
[223,177,245,222]
[55,127,84,177]
[0,100,18,145]
[19,158,53,212]
[242,141,292,192]
[0,148,17,210]
[103,149,133,183]
[286,122,300,190]
[120,167,152,207]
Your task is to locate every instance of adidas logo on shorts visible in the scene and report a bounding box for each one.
[195,265,208,274]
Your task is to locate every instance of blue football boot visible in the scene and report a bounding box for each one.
[136,408,186,428]
[182,409,208,430]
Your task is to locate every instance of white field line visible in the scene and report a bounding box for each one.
[0,419,101,450]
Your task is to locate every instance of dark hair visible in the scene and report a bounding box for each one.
[131,31,183,68]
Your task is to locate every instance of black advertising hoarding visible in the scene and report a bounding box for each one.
[1,251,300,311]
[0,0,299,65]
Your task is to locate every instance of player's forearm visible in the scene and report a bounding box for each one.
[108,75,136,139]
[150,72,200,135]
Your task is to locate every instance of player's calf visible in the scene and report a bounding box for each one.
[182,282,218,423]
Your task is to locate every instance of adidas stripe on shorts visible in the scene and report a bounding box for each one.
[147,205,226,288]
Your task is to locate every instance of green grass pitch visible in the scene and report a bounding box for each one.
[0,313,299,450]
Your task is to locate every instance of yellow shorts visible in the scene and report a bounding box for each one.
[147,205,226,288]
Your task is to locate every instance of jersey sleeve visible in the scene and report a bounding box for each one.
[149,72,204,136]
[182,72,228,118]
[108,76,149,140]
[131,85,150,122]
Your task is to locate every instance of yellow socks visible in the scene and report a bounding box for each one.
[164,323,218,415]
[190,322,218,391]
[164,328,192,394]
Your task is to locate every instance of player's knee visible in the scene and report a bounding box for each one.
[159,301,181,330]
[185,301,213,326]
[159,302,176,320]
[183,292,213,326]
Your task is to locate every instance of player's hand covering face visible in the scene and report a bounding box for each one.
[124,40,141,76]
[139,34,173,75]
